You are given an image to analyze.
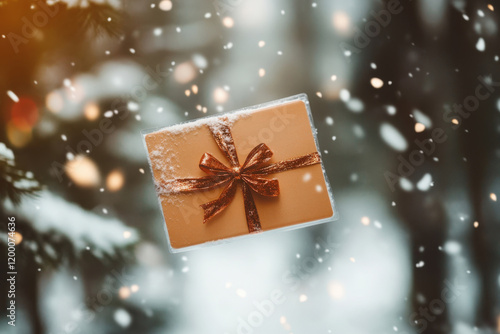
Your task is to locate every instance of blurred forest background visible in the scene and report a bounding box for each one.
[1,0,500,333]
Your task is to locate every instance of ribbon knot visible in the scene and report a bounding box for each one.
[159,119,321,233]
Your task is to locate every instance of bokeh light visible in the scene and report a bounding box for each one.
[106,169,125,192]
[65,155,101,187]
[159,0,172,11]
[174,62,197,84]
[46,91,64,113]
[6,121,32,148]
[84,102,100,121]
[10,97,39,130]
[213,87,229,104]
[332,11,351,34]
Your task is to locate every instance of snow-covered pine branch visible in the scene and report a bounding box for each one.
[0,142,41,204]
[2,190,138,265]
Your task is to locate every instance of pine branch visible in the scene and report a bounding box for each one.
[1,190,139,268]
[57,2,124,38]
[0,144,41,205]
[0,0,124,38]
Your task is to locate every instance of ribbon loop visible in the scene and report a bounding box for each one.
[199,153,233,175]
[241,143,273,172]
[208,119,240,167]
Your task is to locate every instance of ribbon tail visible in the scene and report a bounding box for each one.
[252,152,321,175]
[241,182,262,233]
[200,178,238,224]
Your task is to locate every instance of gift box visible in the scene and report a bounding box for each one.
[142,94,338,252]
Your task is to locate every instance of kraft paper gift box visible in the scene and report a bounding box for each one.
[142,94,338,252]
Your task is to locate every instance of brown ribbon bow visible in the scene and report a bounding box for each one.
[159,119,321,233]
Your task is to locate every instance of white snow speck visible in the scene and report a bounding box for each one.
[104,110,114,118]
[476,38,485,52]
[346,98,364,113]
[413,109,433,127]
[353,124,365,138]
[114,309,132,328]
[303,173,312,182]
[399,178,414,191]
[7,90,19,102]
[380,123,408,151]
[417,173,432,191]
[386,105,397,115]
[153,28,162,36]
[339,89,350,102]
[326,116,334,125]
[128,101,139,111]
[444,240,462,255]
